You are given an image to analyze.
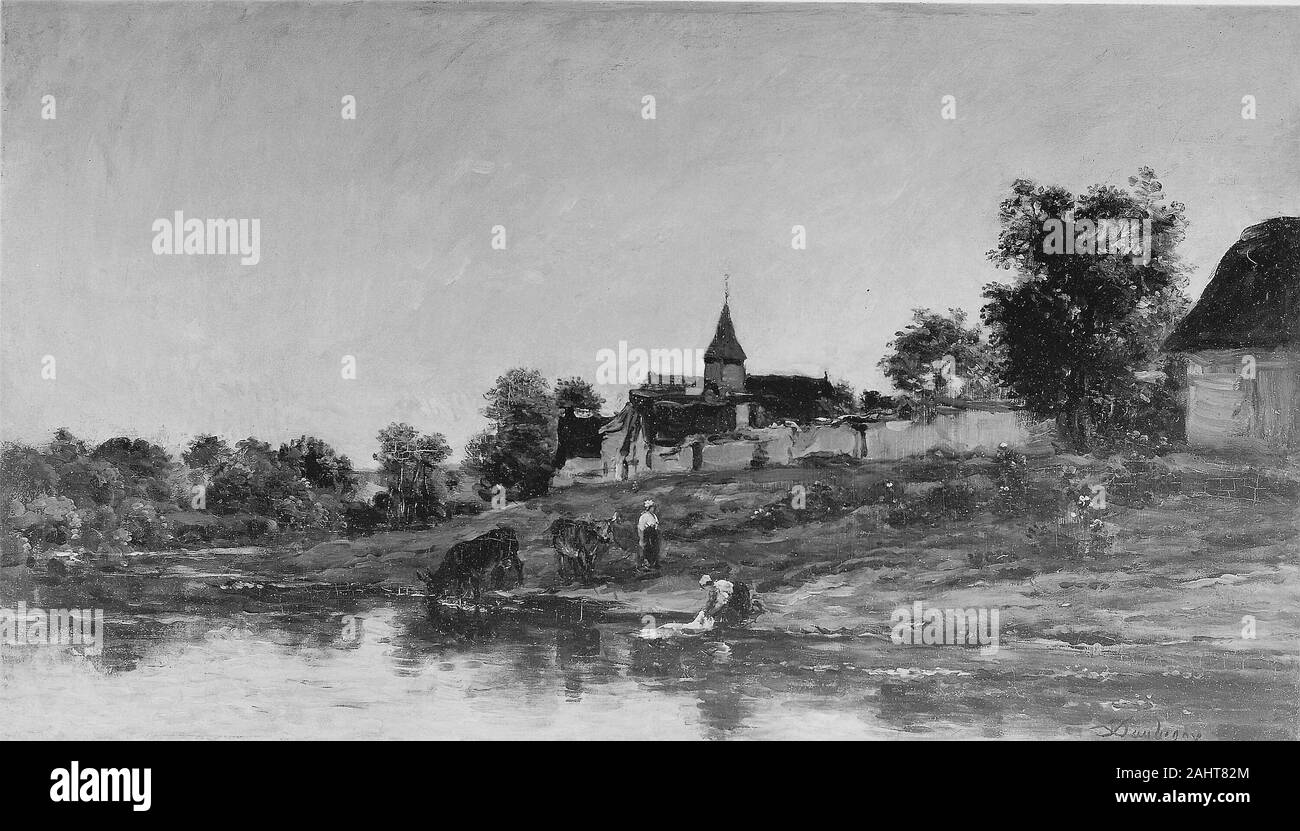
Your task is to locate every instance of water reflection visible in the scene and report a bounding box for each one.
[2,577,1296,739]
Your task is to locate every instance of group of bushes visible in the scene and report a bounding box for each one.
[0,429,374,560]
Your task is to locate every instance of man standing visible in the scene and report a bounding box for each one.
[637,499,661,571]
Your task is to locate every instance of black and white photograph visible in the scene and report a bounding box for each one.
[1,0,1297,755]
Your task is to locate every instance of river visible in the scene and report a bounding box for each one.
[2,566,1295,740]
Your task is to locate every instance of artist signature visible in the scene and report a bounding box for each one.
[1090,718,1203,741]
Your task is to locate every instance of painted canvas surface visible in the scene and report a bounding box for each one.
[2,1,1298,741]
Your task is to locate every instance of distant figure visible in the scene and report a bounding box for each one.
[637,499,661,571]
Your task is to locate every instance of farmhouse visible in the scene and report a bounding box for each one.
[1162,216,1300,453]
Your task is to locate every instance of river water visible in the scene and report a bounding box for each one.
[2,569,1295,740]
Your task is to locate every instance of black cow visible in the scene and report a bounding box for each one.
[549,513,619,583]
[416,526,523,603]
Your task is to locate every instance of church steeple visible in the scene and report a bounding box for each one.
[705,301,747,364]
[704,285,747,395]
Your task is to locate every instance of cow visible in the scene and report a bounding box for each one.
[548,513,620,583]
[416,526,523,603]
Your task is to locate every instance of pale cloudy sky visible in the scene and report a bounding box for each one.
[2,1,1297,465]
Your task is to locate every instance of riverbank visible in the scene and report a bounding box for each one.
[11,452,1299,662]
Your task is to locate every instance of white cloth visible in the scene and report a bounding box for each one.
[640,612,714,639]
[637,511,659,532]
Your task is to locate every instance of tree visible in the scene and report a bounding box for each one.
[879,308,995,397]
[555,377,605,411]
[91,437,176,501]
[464,368,558,500]
[981,167,1190,451]
[0,441,58,504]
[279,435,357,498]
[373,423,453,525]
[182,434,232,474]
[859,390,895,413]
[825,380,858,415]
[205,437,309,518]
[45,428,125,506]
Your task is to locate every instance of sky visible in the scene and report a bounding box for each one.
[2,1,1298,466]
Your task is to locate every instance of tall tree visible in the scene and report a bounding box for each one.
[464,368,558,500]
[374,423,453,525]
[982,167,1190,451]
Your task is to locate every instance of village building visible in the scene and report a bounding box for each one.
[1162,216,1300,454]
[548,297,1030,486]
[595,300,757,480]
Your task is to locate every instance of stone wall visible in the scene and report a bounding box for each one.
[586,406,1031,483]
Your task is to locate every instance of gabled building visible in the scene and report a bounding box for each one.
[1162,216,1300,453]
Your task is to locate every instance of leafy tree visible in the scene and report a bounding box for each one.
[859,390,895,412]
[0,441,58,504]
[981,167,1190,451]
[879,308,994,397]
[182,434,233,474]
[373,423,453,525]
[279,435,357,498]
[91,437,176,501]
[205,437,309,518]
[826,380,858,415]
[464,368,558,500]
[44,428,125,506]
[555,377,605,411]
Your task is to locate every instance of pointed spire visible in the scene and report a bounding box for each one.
[705,296,747,363]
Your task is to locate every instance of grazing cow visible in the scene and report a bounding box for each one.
[416,526,523,603]
[549,513,619,582]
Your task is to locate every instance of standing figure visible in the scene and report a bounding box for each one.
[637,499,661,571]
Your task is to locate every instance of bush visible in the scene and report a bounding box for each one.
[342,500,386,533]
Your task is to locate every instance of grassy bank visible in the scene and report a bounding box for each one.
[28,450,1294,659]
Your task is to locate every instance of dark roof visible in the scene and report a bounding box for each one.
[745,373,835,400]
[704,302,747,363]
[1163,217,1300,352]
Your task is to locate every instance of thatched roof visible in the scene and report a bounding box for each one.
[1163,216,1300,352]
[704,301,747,363]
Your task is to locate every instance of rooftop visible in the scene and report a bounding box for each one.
[1164,216,1300,352]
